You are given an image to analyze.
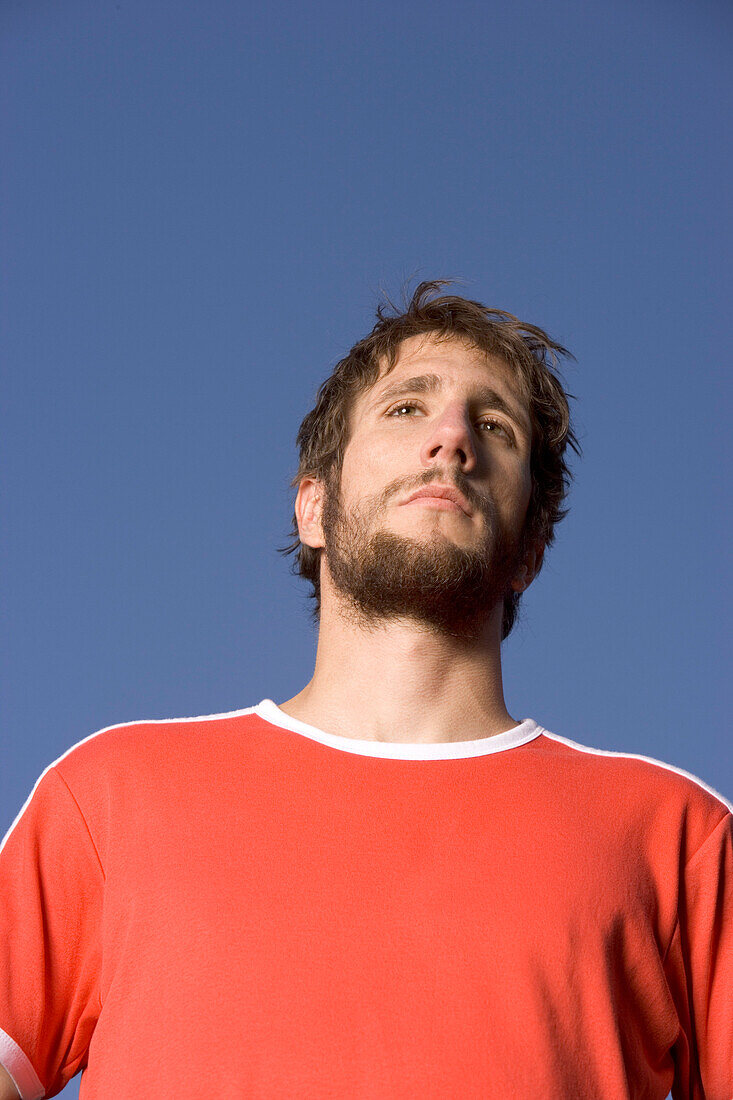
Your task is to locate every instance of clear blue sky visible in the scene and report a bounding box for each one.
[2,1,731,1095]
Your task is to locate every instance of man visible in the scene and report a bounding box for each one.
[1,281,731,1098]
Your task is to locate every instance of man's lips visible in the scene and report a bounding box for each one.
[401,485,473,516]
[406,496,463,512]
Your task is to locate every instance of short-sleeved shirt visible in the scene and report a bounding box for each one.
[1,701,731,1098]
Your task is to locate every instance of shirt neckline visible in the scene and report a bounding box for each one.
[254,699,544,760]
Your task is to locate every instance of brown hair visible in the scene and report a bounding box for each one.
[277,279,582,641]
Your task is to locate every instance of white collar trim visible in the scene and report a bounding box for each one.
[254,699,544,760]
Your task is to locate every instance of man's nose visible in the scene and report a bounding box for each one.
[419,406,479,471]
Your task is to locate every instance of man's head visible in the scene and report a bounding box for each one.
[278,280,581,642]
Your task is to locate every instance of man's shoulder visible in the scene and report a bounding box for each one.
[538,724,732,837]
[51,703,262,789]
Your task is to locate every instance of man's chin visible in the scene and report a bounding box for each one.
[325,555,506,635]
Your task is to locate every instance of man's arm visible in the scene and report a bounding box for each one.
[0,766,105,1098]
[0,1063,20,1099]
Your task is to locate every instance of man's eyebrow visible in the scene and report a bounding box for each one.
[370,373,531,438]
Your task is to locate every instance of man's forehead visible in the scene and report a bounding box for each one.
[391,331,489,365]
[371,333,522,400]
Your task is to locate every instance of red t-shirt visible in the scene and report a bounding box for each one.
[1,701,731,1099]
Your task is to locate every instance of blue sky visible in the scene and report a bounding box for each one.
[2,0,731,1095]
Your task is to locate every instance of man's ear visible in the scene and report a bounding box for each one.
[295,477,326,550]
[511,540,545,594]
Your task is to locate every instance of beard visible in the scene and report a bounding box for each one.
[318,469,527,643]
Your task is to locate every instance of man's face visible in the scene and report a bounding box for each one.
[306,333,541,641]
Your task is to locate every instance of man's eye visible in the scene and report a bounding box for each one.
[479,419,507,435]
[386,402,509,438]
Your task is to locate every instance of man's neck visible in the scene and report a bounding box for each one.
[278,611,517,744]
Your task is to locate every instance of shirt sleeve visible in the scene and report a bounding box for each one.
[0,765,104,1099]
[668,810,733,1100]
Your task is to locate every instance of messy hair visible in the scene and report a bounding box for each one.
[277,279,582,641]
